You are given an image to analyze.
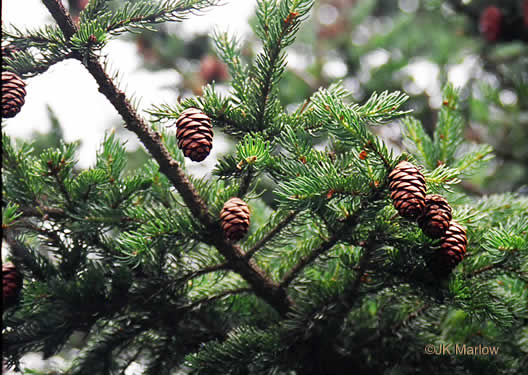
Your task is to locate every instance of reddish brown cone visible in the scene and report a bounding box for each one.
[388,161,427,220]
[3,262,23,310]
[173,108,213,162]
[430,221,467,278]
[220,197,250,241]
[2,71,27,118]
[418,194,453,238]
[479,6,502,42]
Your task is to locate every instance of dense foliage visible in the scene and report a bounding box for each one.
[2,0,527,374]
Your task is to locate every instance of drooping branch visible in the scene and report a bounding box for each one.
[40,0,292,317]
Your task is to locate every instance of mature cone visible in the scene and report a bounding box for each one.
[220,197,250,241]
[174,108,213,162]
[2,71,27,118]
[388,161,427,220]
[430,221,467,278]
[479,6,502,42]
[3,262,23,310]
[418,194,453,238]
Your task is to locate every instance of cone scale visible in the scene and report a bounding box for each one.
[388,161,427,220]
[430,221,468,278]
[173,108,213,162]
[2,71,27,119]
[220,197,250,241]
[418,194,453,239]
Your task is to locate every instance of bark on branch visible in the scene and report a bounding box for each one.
[41,0,292,317]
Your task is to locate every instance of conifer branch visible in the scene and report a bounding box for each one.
[338,235,376,312]
[280,233,340,288]
[467,262,528,281]
[143,262,230,305]
[390,304,430,333]
[3,229,53,281]
[245,210,298,259]
[41,0,292,317]
[237,167,253,198]
[49,165,74,207]
[468,264,496,278]
[187,262,230,280]
[253,14,292,128]
[178,287,252,311]
[280,188,385,287]
[20,204,66,219]
[248,0,313,130]
[41,0,78,40]
[292,235,379,375]
[83,59,213,222]
[363,303,432,347]
[213,238,293,316]
[42,0,210,222]
[104,0,222,35]
[4,52,75,78]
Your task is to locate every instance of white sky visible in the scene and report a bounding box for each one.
[2,0,256,170]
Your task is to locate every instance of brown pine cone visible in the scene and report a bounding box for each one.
[220,197,250,241]
[430,221,467,278]
[388,161,427,220]
[418,194,453,238]
[3,261,23,310]
[173,108,213,162]
[2,71,27,118]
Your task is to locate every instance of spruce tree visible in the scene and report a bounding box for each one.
[2,1,527,374]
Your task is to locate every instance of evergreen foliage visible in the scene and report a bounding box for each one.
[2,0,527,374]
